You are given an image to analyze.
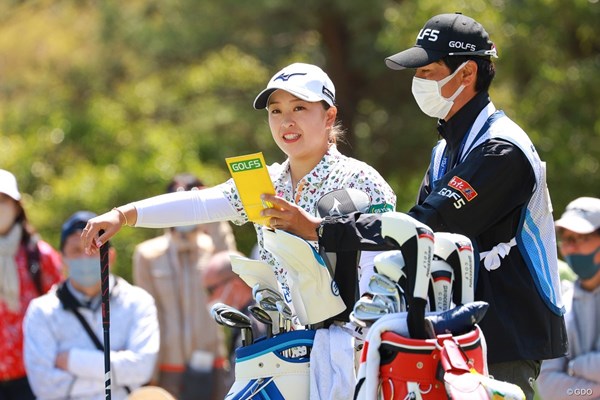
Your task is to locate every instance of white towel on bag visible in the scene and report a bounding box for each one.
[309,325,356,400]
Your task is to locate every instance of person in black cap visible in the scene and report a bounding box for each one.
[23,211,159,400]
[257,12,567,399]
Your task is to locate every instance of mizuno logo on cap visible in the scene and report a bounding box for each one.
[273,72,306,81]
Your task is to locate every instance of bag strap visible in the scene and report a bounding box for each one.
[439,338,489,399]
[26,237,43,295]
[56,281,131,394]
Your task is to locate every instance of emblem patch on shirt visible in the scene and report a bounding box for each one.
[448,176,478,201]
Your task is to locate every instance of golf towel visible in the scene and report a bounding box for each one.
[309,325,355,400]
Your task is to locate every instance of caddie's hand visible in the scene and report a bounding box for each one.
[81,208,127,255]
[260,194,321,241]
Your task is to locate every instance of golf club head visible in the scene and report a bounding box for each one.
[433,232,475,305]
[248,305,274,338]
[220,310,252,329]
[275,301,293,320]
[211,302,235,327]
[352,296,393,324]
[367,274,405,313]
[248,305,273,325]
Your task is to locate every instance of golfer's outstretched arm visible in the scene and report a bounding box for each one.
[83,186,240,254]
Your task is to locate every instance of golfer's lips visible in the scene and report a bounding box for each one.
[282,132,301,142]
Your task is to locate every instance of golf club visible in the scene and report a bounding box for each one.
[217,306,254,346]
[248,305,273,338]
[99,231,111,400]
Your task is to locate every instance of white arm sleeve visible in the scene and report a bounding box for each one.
[133,186,240,228]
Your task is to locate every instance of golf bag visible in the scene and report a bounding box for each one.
[377,326,487,399]
[226,329,315,400]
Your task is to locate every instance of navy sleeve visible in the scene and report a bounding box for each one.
[408,139,535,238]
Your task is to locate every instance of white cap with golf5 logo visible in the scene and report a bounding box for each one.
[253,63,336,110]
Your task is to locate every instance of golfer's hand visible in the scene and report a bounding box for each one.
[81,209,127,255]
[260,194,321,241]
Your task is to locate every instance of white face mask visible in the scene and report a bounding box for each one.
[411,61,469,119]
[66,257,101,287]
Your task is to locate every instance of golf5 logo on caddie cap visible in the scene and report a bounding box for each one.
[386,12,498,70]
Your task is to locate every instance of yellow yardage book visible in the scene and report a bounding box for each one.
[226,152,275,226]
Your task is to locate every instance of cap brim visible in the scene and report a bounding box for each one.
[0,190,20,201]
[253,88,277,110]
[555,215,597,234]
[385,46,448,70]
[253,86,328,110]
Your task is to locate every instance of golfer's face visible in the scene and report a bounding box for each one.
[267,90,332,162]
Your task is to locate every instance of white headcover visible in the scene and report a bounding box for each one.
[433,232,475,305]
[430,260,454,312]
[262,228,346,325]
[373,250,406,283]
[230,254,280,294]
[380,212,433,301]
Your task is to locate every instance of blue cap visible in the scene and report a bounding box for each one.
[60,211,97,250]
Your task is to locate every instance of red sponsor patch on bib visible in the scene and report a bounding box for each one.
[448,176,478,201]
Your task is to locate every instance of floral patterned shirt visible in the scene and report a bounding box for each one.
[219,146,396,301]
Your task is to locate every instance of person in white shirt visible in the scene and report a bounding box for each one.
[23,211,159,400]
[537,197,600,400]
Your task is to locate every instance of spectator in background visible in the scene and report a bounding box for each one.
[23,211,159,400]
[537,197,600,399]
[132,173,236,400]
[0,169,63,400]
[202,250,268,363]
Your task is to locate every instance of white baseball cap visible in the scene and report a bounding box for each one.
[555,197,600,234]
[0,169,21,201]
[253,63,336,110]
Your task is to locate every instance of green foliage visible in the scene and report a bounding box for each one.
[1,0,598,282]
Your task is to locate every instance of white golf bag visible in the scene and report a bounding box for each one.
[225,329,315,400]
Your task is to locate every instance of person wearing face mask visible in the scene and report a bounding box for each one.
[260,13,567,399]
[132,173,236,400]
[22,211,159,400]
[0,169,63,400]
[537,197,600,399]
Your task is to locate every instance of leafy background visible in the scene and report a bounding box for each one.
[1,0,598,278]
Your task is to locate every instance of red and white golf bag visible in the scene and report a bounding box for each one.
[354,213,525,400]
